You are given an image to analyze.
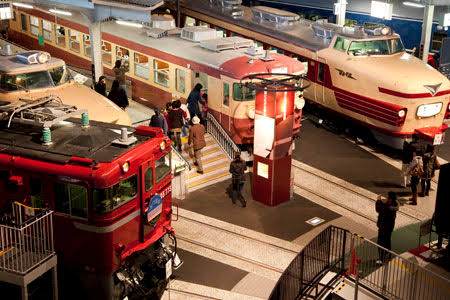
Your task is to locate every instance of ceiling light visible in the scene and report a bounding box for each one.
[49,8,72,16]
[115,20,143,28]
[12,2,34,9]
[403,2,424,8]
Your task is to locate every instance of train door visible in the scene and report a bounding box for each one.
[191,70,208,93]
[315,58,326,104]
[140,158,156,242]
[221,81,231,132]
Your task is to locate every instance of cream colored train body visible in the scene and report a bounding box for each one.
[0,39,131,126]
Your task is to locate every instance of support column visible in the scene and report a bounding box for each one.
[422,4,434,63]
[335,0,347,27]
[21,285,28,300]
[52,266,59,300]
[88,22,103,83]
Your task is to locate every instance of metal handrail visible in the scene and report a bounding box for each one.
[171,145,191,171]
[205,111,240,159]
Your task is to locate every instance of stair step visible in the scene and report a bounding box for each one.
[189,172,231,192]
[189,160,230,179]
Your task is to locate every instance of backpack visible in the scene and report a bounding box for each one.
[410,158,424,177]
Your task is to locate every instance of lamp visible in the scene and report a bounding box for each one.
[403,1,424,8]
[49,8,72,16]
[12,2,34,9]
[371,1,393,20]
[116,20,143,28]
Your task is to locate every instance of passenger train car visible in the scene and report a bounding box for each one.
[5,5,306,147]
[0,98,175,299]
[176,0,450,149]
[0,38,132,126]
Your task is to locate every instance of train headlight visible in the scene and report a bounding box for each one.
[295,97,305,110]
[247,106,255,119]
[121,161,129,173]
[381,27,390,35]
[398,109,406,118]
[160,141,165,151]
[37,52,50,64]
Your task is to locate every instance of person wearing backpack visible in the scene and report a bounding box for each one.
[419,144,439,197]
[404,152,423,205]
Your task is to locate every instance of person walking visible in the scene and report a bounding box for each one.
[150,107,168,136]
[229,152,247,207]
[419,144,439,197]
[113,59,129,96]
[404,152,423,205]
[94,75,107,97]
[169,100,184,152]
[376,192,399,264]
[107,80,129,109]
[401,138,413,188]
[186,83,205,120]
[188,116,206,174]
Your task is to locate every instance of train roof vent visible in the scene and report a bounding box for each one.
[251,6,299,26]
[311,20,339,39]
[246,46,264,56]
[146,28,168,39]
[200,36,253,52]
[181,26,217,42]
[209,0,242,9]
[151,15,176,30]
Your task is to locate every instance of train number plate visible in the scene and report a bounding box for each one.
[165,259,172,279]
[433,134,443,145]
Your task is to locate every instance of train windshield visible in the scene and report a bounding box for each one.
[233,83,256,101]
[93,175,138,213]
[0,66,72,91]
[155,153,171,184]
[348,38,405,56]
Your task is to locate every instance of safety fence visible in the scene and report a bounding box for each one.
[269,225,450,300]
[0,202,54,275]
[206,112,240,159]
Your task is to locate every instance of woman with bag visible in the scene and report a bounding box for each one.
[419,144,439,197]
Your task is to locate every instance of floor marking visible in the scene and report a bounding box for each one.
[189,162,230,179]
[189,172,230,188]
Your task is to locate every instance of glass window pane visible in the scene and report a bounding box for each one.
[318,63,324,82]
[68,29,80,52]
[102,41,112,65]
[134,52,149,79]
[0,71,54,91]
[155,153,171,183]
[145,167,153,192]
[116,46,129,62]
[83,35,91,57]
[114,176,138,209]
[176,69,185,93]
[70,184,87,218]
[54,182,70,214]
[153,59,170,87]
[55,25,65,47]
[20,14,27,31]
[29,16,39,36]
[223,83,229,106]
[233,83,255,101]
[30,177,44,208]
[42,20,52,41]
[49,66,70,86]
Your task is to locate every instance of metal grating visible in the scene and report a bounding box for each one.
[200,36,254,52]
[180,26,217,42]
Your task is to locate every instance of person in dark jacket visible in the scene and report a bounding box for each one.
[229,152,247,207]
[150,107,168,136]
[419,144,439,197]
[187,83,205,120]
[107,80,129,109]
[94,75,107,97]
[188,116,206,174]
[168,100,184,152]
[113,59,129,96]
[376,191,399,264]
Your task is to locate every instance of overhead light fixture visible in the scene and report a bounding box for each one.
[371,1,393,20]
[49,8,72,16]
[12,2,34,9]
[115,20,143,28]
[403,1,424,8]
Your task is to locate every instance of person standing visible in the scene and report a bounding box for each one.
[188,116,206,174]
[229,152,247,207]
[401,138,413,188]
[187,83,205,120]
[107,80,129,109]
[113,59,129,97]
[419,144,439,197]
[94,75,107,97]
[150,107,168,136]
[376,192,399,264]
[169,100,184,152]
[404,152,423,205]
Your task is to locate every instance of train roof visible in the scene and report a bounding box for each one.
[184,0,399,52]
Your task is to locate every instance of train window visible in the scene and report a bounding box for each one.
[13,11,16,22]
[29,16,39,36]
[185,16,196,26]
[93,175,138,213]
[216,27,226,38]
[145,167,153,192]
[223,83,229,106]
[30,177,44,209]
[153,59,170,87]
[134,52,149,79]
[348,39,403,56]
[155,153,171,184]
[83,35,91,57]
[318,63,324,82]
[102,41,112,65]
[333,37,350,52]
[20,13,27,31]
[0,71,53,91]
[116,46,129,63]
[55,25,65,47]
[42,20,52,42]
[49,66,71,86]
[68,29,80,53]
[233,83,255,101]
[54,182,88,218]
[176,69,185,93]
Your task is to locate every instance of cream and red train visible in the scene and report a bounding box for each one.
[0,38,132,126]
[176,0,450,148]
[6,5,306,146]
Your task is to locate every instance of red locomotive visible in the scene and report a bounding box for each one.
[0,97,178,299]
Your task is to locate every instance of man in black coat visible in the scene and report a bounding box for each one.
[168,100,184,152]
[229,152,247,207]
[376,191,399,264]
[94,75,107,97]
[150,107,168,136]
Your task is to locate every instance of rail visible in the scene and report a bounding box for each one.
[269,225,450,300]
[205,111,240,159]
[0,202,55,275]
[171,145,191,172]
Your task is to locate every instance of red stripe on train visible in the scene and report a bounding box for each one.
[379,87,450,98]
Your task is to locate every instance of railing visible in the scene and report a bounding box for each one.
[269,225,450,300]
[0,202,54,275]
[132,118,151,127]
[171,145,191,172]
[206,111,240,159]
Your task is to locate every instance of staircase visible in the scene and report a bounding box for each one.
[180,134,232,192]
